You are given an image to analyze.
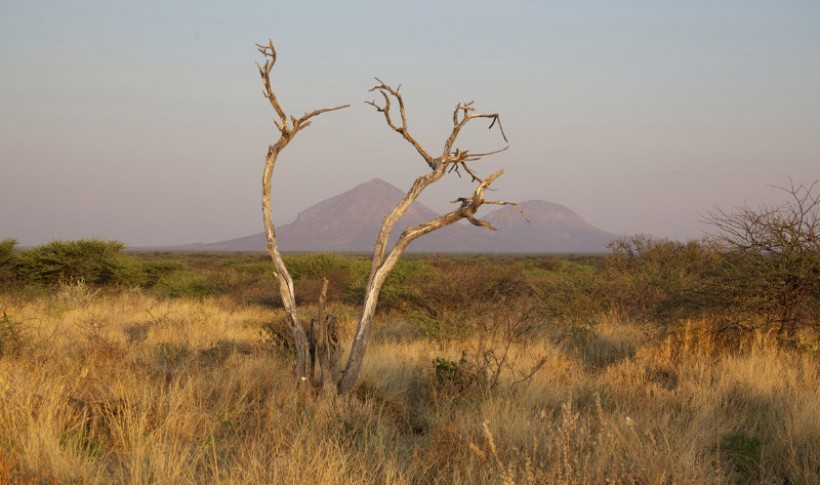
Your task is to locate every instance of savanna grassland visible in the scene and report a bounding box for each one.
[0,239,818,484]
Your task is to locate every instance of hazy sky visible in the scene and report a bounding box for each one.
[1,1,818,247]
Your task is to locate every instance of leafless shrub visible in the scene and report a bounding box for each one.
[469,299,548,390]
[74,313,110,342]
[55,277,100,306]
[432,298,548,394]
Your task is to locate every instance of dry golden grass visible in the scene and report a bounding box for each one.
[0,292,818,484]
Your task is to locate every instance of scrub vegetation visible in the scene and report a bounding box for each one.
[0,222,818,483]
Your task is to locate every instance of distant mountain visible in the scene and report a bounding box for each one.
[278,178,438,252]
[482,200,616,253]
[175,178,615,253]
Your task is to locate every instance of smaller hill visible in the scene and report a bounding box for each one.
[481,200,615,253]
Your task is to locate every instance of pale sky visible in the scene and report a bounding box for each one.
[1,1,818,247]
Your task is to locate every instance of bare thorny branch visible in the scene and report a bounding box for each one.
[705,179,819,254]
[365,78,434,166]
[364,77,521,237]
[256,40,350,137]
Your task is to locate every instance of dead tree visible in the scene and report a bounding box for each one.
[256,40,348,380]
[257,41,519,394]
[336,80,520,394]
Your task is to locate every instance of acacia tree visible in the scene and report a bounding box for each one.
[256,41,518,394]
[705,180,819,337]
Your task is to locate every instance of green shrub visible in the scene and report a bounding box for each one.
[0,311,29,357]
[284,253,353,280]
[142,259,186,287]
[534,260,606,326]
[600,236,724,323]
[153,270,212,299]
[105,254,146,286]
[708,250,820,335]
[705,181,820,336]
[347,258,437,311]
[17,239,144,287]
[413,307,476,341]
[433,352,472,388]
[207,262,279,306]
[0,239,18,287]
[282,253,364,304]
[409,262,532,340]
[721,431,762,482]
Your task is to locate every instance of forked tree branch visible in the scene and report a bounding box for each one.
[395,169,507,244]
[256,40,349,137]
[255,41,289,127]
[445,101,508,157]
[362,79,516,270]
[339,80,522,394]
[366,78,435,166]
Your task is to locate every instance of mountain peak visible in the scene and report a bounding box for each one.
[357,177,402,191]
[174,180,615,253]
[278,177,439,251]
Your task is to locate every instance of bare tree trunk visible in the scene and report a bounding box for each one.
[262,137,311,378]
[256,40,348,381]
[293,278,342,388]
